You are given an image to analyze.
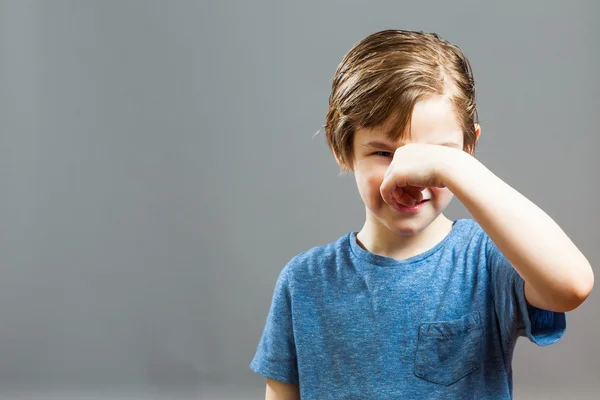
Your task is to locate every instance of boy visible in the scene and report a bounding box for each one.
[249,30,594,399]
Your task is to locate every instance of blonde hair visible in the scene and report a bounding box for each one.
[324,30,479,171]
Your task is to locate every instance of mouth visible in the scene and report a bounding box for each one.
[391,198,430,213]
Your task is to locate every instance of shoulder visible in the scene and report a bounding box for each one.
[453,217,484,238]
[446,218,495,268]
[452,218,489,249]
[281,232,352,287]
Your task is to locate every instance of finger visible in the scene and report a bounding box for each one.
[385,185,401,206]
[398,191,417,207]
[391,187,418,207]
[392,189,403,204]
[380,175,407,205]
[403,186,424,203]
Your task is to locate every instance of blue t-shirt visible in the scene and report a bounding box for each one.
[250,219,566,399]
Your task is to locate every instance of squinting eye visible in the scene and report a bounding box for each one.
[374,151,394,157]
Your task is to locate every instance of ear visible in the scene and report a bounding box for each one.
[465,123,481,156]
[333,150,343,167]
[332,149,348,168]
[332,150,354,174]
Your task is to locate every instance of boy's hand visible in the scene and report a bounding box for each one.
[380,143,459,207]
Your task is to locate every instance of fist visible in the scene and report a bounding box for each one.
[380,143,455,207]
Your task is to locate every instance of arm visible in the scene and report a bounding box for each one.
[266,378,300,400]
[444,151,594,312]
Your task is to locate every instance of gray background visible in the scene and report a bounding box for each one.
[1,0,598,399]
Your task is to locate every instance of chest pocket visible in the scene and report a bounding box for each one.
[414,311,483,386]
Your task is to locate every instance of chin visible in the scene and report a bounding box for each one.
[384,216,432,236]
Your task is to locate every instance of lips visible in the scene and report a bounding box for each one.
[390,198,429,213]
[412,199,429,205]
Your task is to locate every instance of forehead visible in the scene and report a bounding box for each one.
[356,95,464,146]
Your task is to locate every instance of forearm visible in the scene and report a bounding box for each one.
[266,379,300,400]
[444,152,594,311]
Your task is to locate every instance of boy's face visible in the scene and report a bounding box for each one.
[349,95,466,236]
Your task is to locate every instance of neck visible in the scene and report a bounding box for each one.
[356,213,454,261]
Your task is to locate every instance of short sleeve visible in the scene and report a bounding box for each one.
[249,266,299,384]
[486,235,566,347]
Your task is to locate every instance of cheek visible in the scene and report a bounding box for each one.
[356,169,386,205]
[430,187,454,206]
[367,175,385,203]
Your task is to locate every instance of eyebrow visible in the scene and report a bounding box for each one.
[361,141,395,150]
[362,140,462,149]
